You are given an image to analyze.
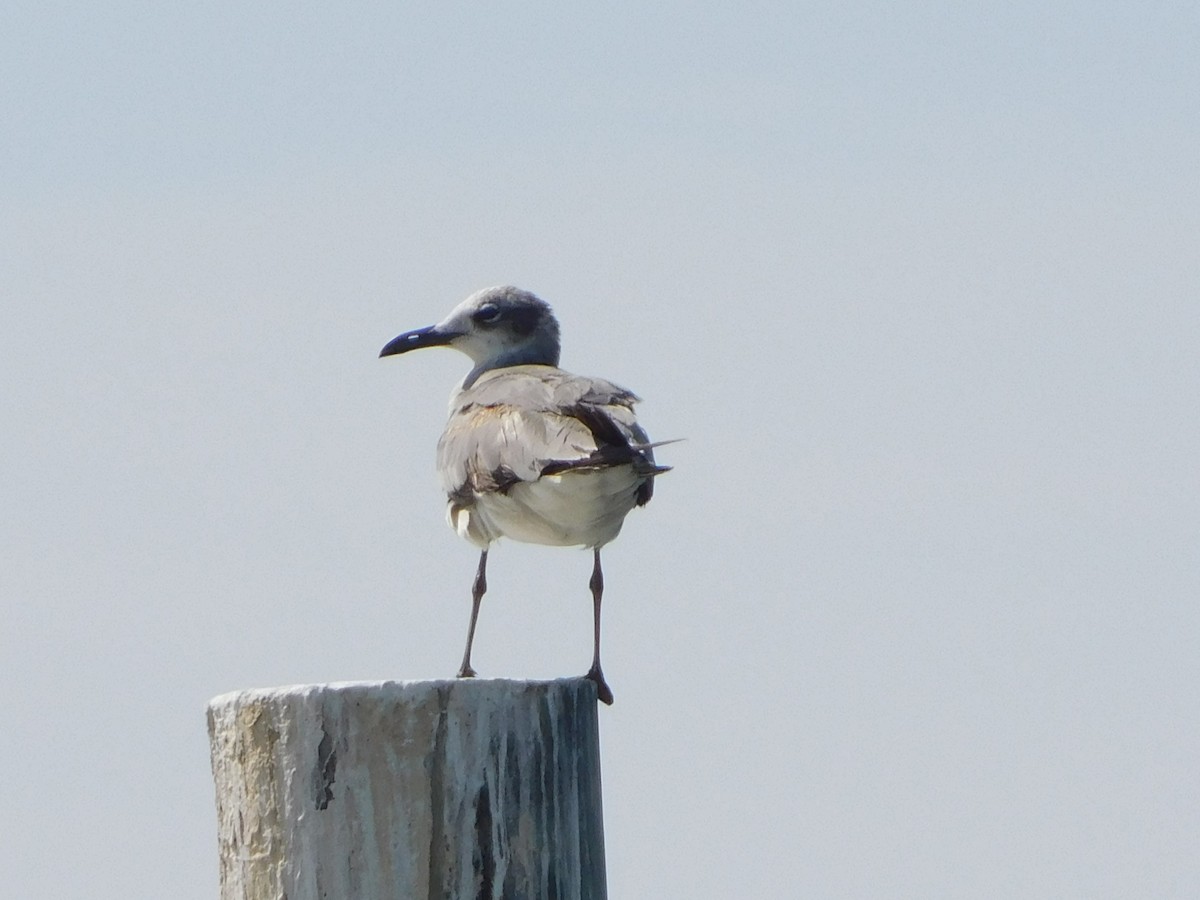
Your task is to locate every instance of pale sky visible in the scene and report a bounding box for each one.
[3,4,1198,898]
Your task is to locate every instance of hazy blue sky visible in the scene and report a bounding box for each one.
[3,4,1198,897]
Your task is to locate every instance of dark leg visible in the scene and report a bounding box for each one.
[458,549,488,678]
[585,548,614,705]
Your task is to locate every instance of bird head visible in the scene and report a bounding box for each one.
[380,286,562,382]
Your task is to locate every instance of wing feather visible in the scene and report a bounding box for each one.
[438,366,666,503]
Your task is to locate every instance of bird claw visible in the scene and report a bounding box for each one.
[457,666,477,679]
[585,665,614,705]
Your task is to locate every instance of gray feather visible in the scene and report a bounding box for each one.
[438,365,662,503]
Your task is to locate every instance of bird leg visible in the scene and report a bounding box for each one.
[585,548,614,705]
[458,549,488,678]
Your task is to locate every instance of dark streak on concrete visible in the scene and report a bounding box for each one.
[502,735,524,898]
[427,685,450,900]
[313,726,337,811]
[474,779,495,900]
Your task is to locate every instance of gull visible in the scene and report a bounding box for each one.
[379,285,669,704]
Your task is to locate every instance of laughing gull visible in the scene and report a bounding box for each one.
[380,285,669,704]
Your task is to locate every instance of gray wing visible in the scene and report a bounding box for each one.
[437,366,666,505]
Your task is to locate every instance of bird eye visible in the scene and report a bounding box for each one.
[472,303,503,324]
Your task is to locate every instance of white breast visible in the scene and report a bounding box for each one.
[448,467,645,549]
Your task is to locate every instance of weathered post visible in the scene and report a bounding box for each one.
[207,678,606,900]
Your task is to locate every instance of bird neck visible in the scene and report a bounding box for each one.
[463,342,560,389]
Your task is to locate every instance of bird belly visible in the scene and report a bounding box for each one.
[448,467,644,549]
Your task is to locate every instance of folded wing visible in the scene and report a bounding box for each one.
[437,366,668,507]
